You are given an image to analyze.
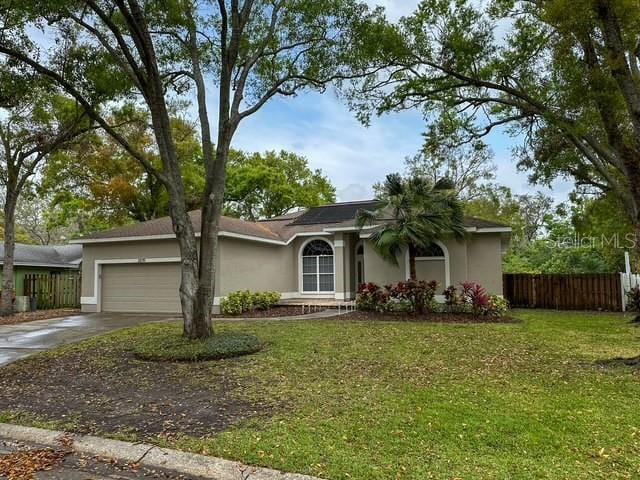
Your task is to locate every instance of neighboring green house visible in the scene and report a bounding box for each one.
[0,243,82,295]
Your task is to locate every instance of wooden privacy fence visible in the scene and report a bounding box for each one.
[503,273,623,311]
[24,272,81,309]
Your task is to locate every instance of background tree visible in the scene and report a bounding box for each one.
[224,150,335,220]
[42,107,204,234]
[350,0,640,255]
[0,75,89,315]
[404,136,495,201]
[0,0,382,337]
[357,173,466,282]
[13,186,74,245]
[465,186,555,246]
[43,125,334,232]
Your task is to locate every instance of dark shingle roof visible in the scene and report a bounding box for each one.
[463,216,510,229]
[288,200,379,226]
[77,201,510,243]
[0,243,82,268]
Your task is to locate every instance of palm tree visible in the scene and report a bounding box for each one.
[357,173,467,281]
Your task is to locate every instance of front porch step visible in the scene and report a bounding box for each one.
[278,298,355,307]
[277,298,357,314]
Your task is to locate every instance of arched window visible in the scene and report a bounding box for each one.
[414,242,445,258]
[302,239,334,292]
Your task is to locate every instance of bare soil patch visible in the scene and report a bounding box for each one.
[0,309,80,326]
[598,355,640,368]
[0,342,270,440]
[339,310,520,323]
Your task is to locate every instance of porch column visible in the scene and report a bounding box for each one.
[343,234,352,299]
[334,233,345,300]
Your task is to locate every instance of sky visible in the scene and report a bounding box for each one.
[213,0,572,204]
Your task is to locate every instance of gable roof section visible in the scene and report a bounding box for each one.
[0,243,82,268]
[74,201,510,244]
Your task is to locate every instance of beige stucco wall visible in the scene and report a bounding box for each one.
[363,240,406,285]
[466,233,504,294]
[81,229,505,312]
[217,237,295,295]
[362,232,504,295]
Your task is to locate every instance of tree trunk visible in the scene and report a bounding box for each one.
[184,19,221,340]
[409,245,417,281]
[1,193,17,316]
[145,100,203,338]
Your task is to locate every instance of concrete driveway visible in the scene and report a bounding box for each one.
[0,313,177,366]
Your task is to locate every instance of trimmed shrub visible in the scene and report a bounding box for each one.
[220,290,253,316]
[220,290,281,316]
[133,331,263,362]
[253,291,281,310]
[487,295,510,317]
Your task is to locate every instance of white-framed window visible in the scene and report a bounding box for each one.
[415,242,445,259]
[301,239,334,292]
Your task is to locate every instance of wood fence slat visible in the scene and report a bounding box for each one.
[22,272,81,310]
[503,273,622,311]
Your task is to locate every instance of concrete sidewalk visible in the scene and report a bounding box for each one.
[0,423,322,480]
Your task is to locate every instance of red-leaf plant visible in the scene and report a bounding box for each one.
[460,281,490,318]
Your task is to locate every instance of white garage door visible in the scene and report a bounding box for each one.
[101,263,181,313]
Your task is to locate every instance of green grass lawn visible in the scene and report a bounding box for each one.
[2,310,640,479]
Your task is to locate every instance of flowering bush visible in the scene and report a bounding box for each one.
[356,282,388,311]
[626,285,640,322]
[356,280,437,313]
[459,282,509,318]
[460,282,490,318]
[388,280,437,314]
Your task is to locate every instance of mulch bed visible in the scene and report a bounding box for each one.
[0,343,270,440]
[0,309,80,326]
[213,305,308,318]
[339,310,521,323]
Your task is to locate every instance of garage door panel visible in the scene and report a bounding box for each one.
[101,263,181,313]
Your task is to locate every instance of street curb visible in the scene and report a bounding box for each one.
[0,423,323,480]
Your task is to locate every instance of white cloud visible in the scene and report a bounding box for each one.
[365,0,419,21]
[230,90,425,201]
[337,184,371,202]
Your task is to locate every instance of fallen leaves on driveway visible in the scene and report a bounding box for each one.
[0,309,80,326]
[0,447,70,480]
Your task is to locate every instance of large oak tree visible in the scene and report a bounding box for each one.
[0,0,384,337]
[351,0,640,255]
